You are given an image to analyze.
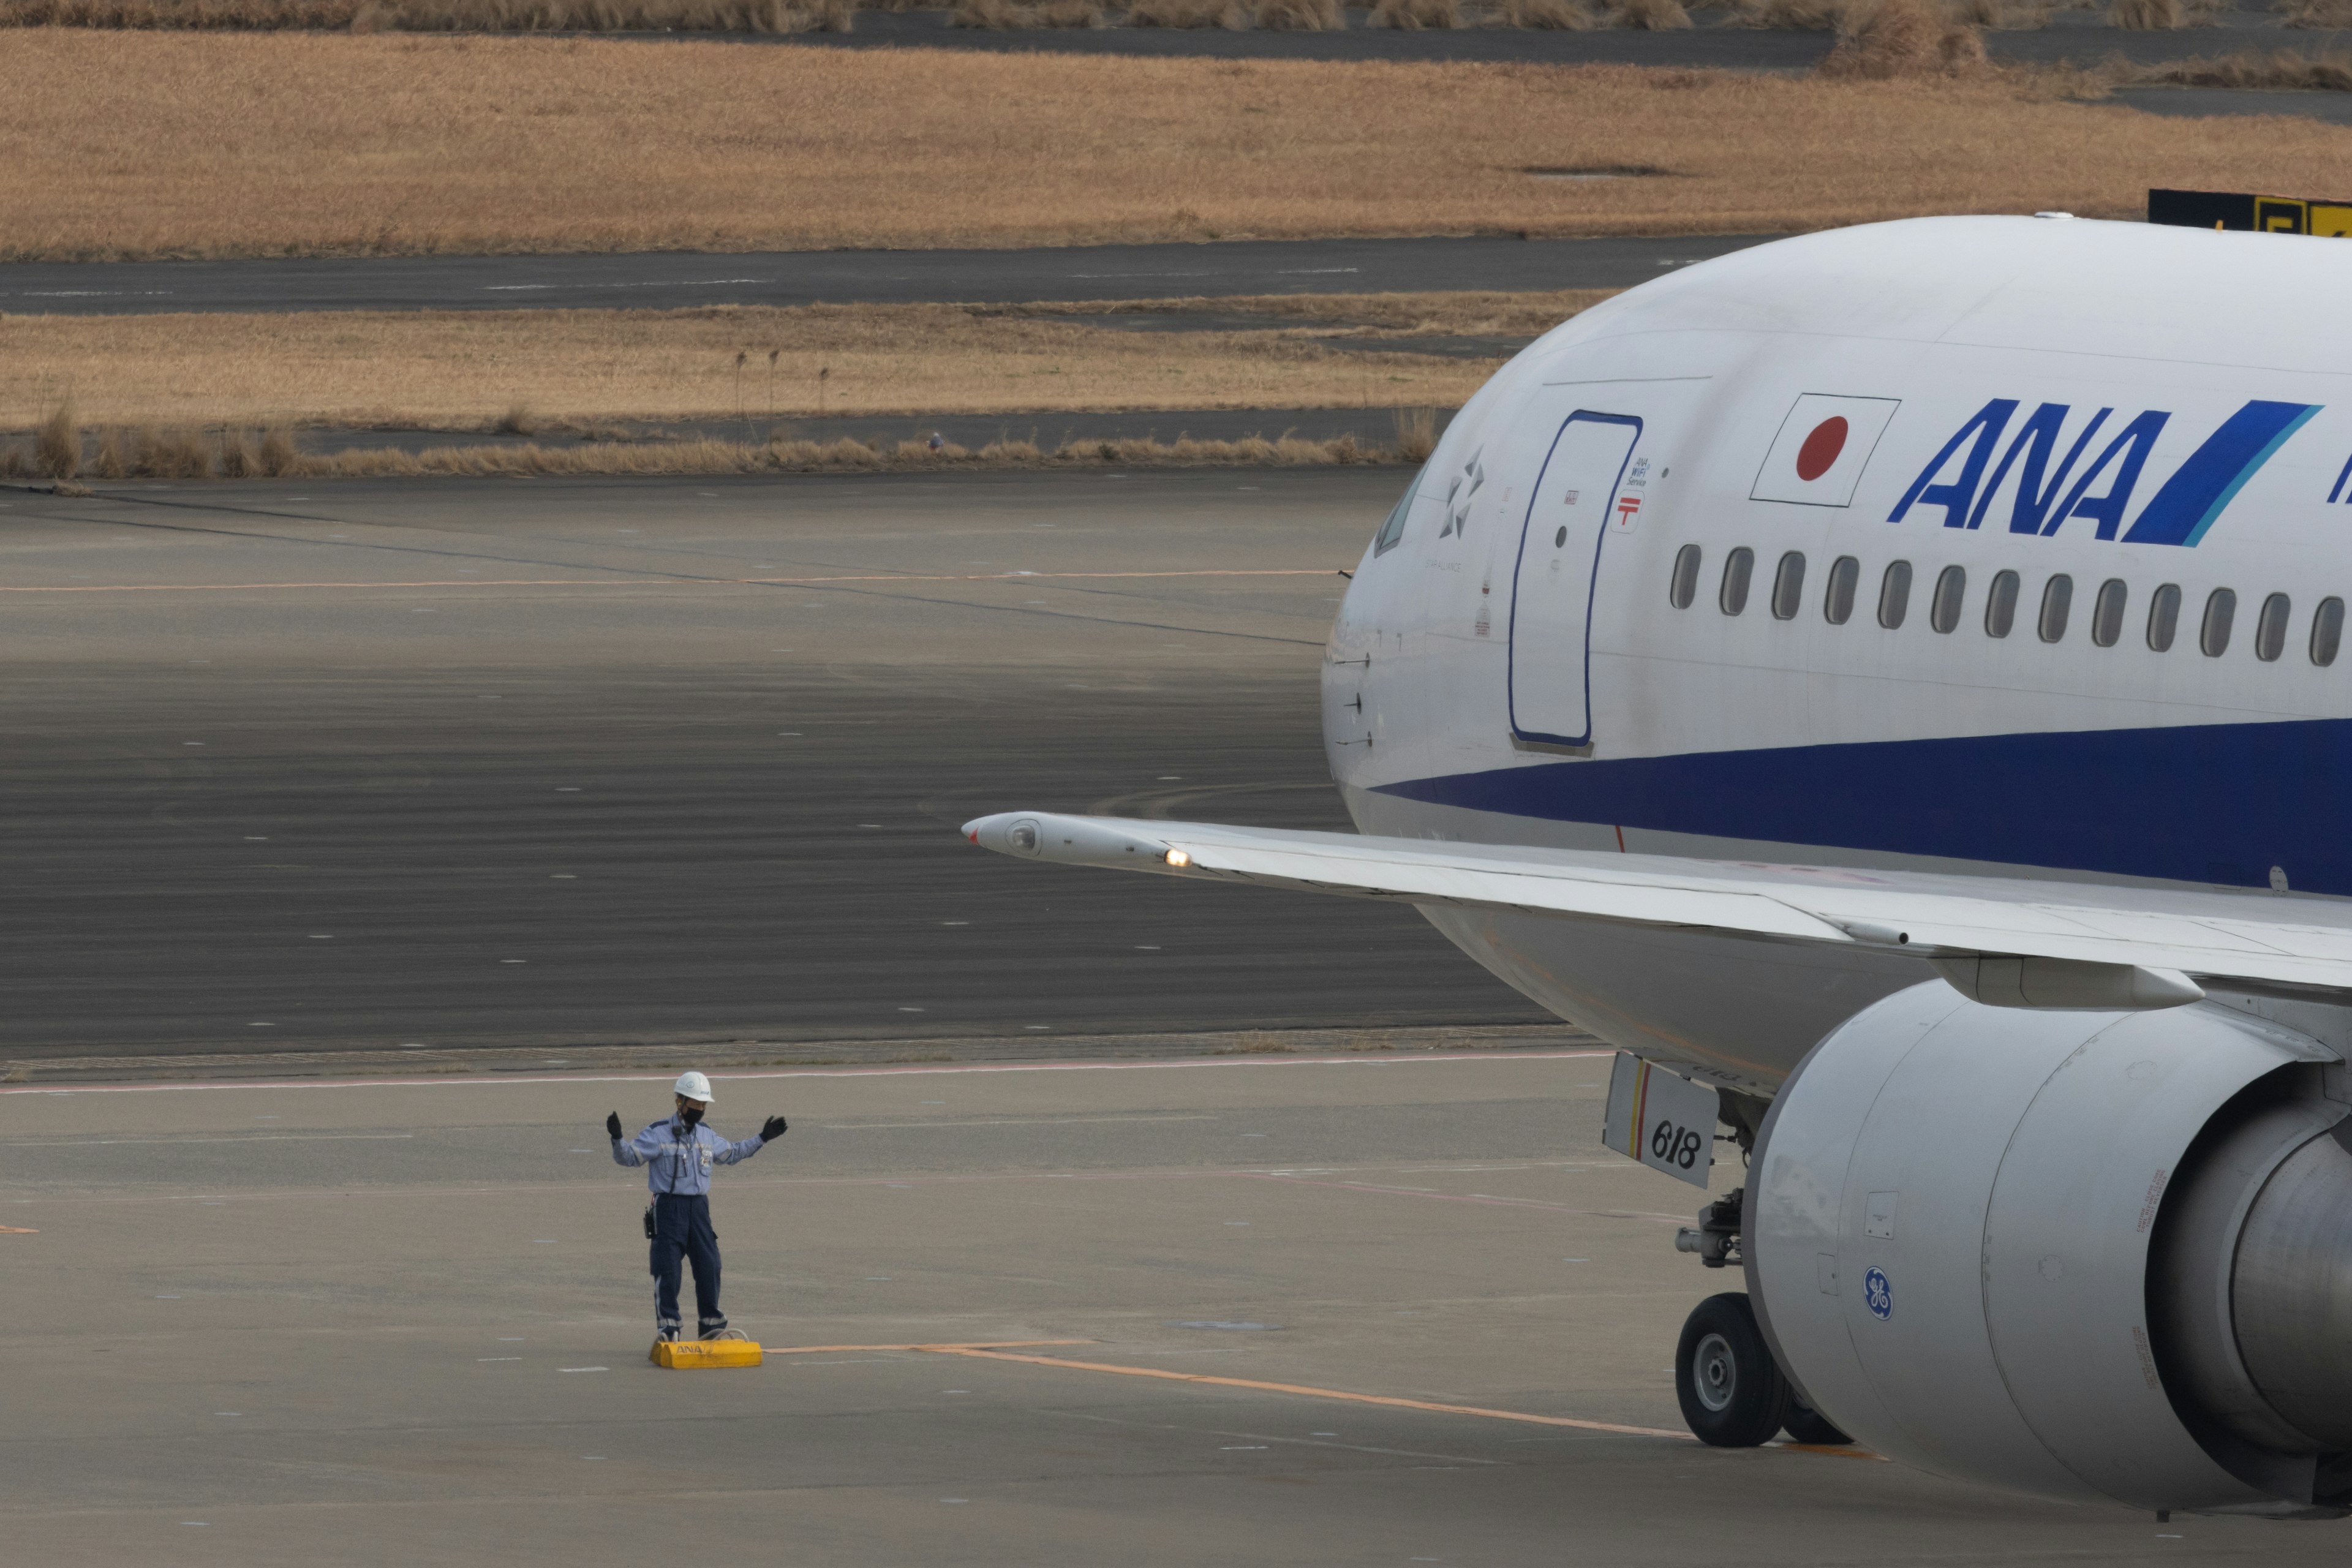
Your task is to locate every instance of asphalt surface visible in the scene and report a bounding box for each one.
[6,1055,2344,1564]
[658,6,2352,71]
[0,233,1768,317]
[0,469,1555,1069]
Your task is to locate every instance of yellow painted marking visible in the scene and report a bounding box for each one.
[925,1346,1695,1440]
[766,1340,1095,1355]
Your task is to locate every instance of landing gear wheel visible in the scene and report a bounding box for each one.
[1782,1400,1850,1446]
[1675,1292,1790,1447]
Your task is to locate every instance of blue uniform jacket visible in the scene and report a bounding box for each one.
[611,1116,766,1196]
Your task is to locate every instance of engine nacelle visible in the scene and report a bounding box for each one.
[1747,981,2352,1515]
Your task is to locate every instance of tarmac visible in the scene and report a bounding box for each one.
[4,472,2348,1561]
[0,233,1768,317]
[0,469,1551,1071]
[625,5,2352,74]
[7,1050,2348,1563]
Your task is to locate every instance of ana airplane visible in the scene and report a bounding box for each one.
[964,215,2352,1518]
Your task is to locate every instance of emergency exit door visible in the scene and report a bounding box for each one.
[1507,412,1642,749]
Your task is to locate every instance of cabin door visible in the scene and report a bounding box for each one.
[1506,411,1643,750]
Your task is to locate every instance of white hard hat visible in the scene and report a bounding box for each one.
[673,1071,715,1103]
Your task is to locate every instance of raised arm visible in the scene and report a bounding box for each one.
[608,1111,650,1167]
[712,1115,789,1165]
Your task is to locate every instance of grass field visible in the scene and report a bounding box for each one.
[0,292,1599,430]
[4,35,2350,262]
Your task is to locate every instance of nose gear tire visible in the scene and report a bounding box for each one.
[1676,1292,1791,1447]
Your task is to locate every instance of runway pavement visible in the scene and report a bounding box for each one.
[654,6,2352,75]
[4,1052,2341,1564]
[0,469,1557,1072]
[0,233,1768,317]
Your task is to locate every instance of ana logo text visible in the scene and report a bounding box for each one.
[1887,397,2319,547]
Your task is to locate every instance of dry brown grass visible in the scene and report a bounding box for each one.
[25,0,673,21]
[1732,0,1854,25]
[952,0,1101,25]
[2135,48,2352,85]
[1948,0,2047,26]
[1489,0,1599,24]
[0,426,1401,481]
[2107,0,2227,25]
[1391,406,1439,461]
[34,404,80,479]
[2271,0,2352,23]
[1370,0,1464,26]
[6,39,2352,263]
[2,0,860,26]
[1125,0,1248,20]
[1252,0,1340,24]
[1611,0,1691,23]
[1819,0,1986,76]
[0,292,1604,431]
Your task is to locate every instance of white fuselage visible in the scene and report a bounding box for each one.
[1325,216,2352,1094]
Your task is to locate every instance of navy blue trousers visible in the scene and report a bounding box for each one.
[649,1193,723,1332]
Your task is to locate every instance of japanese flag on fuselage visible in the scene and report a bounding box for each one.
[1750,394,1901,507]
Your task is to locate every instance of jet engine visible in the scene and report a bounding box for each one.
[1744,981,2351,1516]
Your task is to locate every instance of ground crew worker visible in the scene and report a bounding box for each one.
[606,1071,789,1343]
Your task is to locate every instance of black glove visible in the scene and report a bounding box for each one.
[760,1115,789,1142]
[606,1111,624,1140]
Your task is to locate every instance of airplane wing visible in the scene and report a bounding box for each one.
[961,811,2352,1011]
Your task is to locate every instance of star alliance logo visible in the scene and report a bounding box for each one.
[1439,448,1484,538]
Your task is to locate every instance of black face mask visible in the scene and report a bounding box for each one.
[679,1103,705,1128]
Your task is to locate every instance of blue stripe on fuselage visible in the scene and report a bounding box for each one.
[2122,400,2320,547]
[1374,718,2352,892]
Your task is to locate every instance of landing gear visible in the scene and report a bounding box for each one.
[1675,1292,1790,1447]
[1782,1398,1851,1446]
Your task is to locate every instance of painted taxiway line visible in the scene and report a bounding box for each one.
[0,568,1341,595]
[921,1346,1695,1441]
[0,1049,1610,1096]
[767,1340,1096,1354]
[766,1341,1882,1458]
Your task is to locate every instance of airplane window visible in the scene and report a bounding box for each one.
[1823,556,1859,625]
[1929,565,1965,634]
[2201,588,2237,657]
[2148,583,2182,652]
[1720,547,1754,616]
[2314,597,2345,666]
[1985,570,2019,638]
[2038,574,2073,643]
[1373,469,1425,557]
[2091,578,2128,648]
[1771,552,1806,620]
[1878,560,1912,630]
[2256,594,2291,663]
[1669,544,1702,609]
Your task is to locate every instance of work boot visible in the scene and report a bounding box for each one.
[655,1324,680,1343]
[698,1317,729,1341]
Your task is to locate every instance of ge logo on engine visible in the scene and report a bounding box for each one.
[1864,1266,1893,1321]
[1649,1118,1706,1171]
